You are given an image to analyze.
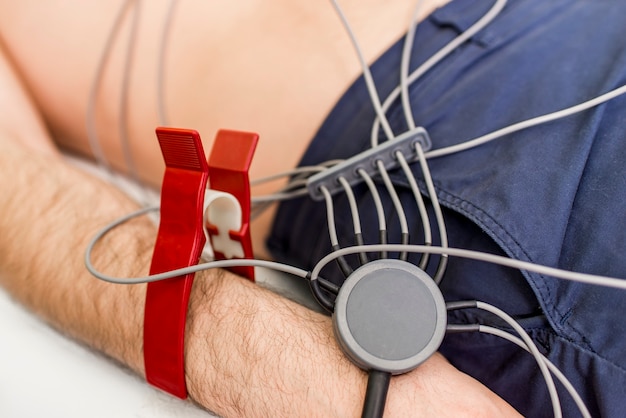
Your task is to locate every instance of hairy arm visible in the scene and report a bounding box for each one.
[0,42,519,417]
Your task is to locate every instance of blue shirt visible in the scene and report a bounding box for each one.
[268,0,626,416]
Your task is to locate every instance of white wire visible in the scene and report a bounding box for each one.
[478,325,591,418]
[476,302,561,418]
[308,244,626,291]
[372,0,508,147]
[424,83,626,159]
[329,0,395,141]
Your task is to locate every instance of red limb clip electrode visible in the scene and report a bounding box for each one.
[205,129,258,281]
[144,127,259,399]
[144,127,209,399]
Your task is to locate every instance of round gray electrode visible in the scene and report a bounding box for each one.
[332,259,446,374]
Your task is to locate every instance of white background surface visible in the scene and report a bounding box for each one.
[0,287,215,418]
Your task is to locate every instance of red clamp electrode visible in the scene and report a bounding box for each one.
[144,127,209,399]
[144,127,258,399]
[205,129,258,281]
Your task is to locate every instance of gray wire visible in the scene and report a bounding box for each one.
[320,185,354,276]
[320,185,340,248]
[118,0,142,189]
[329,0,395,141]
[84,206,310,284]
[400,0,425,131]
[250,165,332,221]
[250,179,310,222]
[339,177,369,265]
[251,187,310,203]
[476,302,561,418]
[479,326,591,418]
[85,0,136,175]
[448,323,589,418]
[338,177,363,235]
[376,160,409,236]
[357,169,387,233]
[415,143,448,284]
[250,164,333,186]
[371,0,508,147]
[424,83,626,159]
[157,0,179,126]
[396,0,449,277]
[308,244,626,291]
[358,169,389,259]
[395,151,431,270]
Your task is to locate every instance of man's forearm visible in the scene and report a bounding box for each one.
[0,137,520,417]
[0,136,361,415]
[0,136,151,372]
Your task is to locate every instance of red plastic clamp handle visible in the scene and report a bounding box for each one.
[144,127,209,399]
[206,129,258,281]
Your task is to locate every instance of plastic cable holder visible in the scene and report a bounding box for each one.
[307,127,431,201]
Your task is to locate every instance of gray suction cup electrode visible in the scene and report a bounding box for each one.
[332,259,446,374]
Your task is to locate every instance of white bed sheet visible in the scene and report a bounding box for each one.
[0,266,319,418]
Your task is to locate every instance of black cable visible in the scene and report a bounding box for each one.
[399,231,409,261]
[362,369,391,418]
[379,230,388,259]
[333,243,354,278]
[307,272,336,313]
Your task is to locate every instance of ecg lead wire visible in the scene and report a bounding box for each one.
[338,177,369,265]
[415,143,448,284]
[446,323,590,418]
[371,0,508,147]
[424,83,626,159]
[309,244,626,291]
[329,0,395,142]
[83,205,341,293]
[480,326,591,418]
[118,0,143,192]
[358,169,389,259]
[399,0,425,132]
[86,0,137,177]
[395,151,431,270]
[376,160,410,261]
[477,301,561,418]
[320,185,353,277]
[445,301,560,418]
[157,0,179,126]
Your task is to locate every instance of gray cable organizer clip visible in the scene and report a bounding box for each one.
[307,127,432,201]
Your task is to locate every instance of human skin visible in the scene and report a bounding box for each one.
[0,1,520,416]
